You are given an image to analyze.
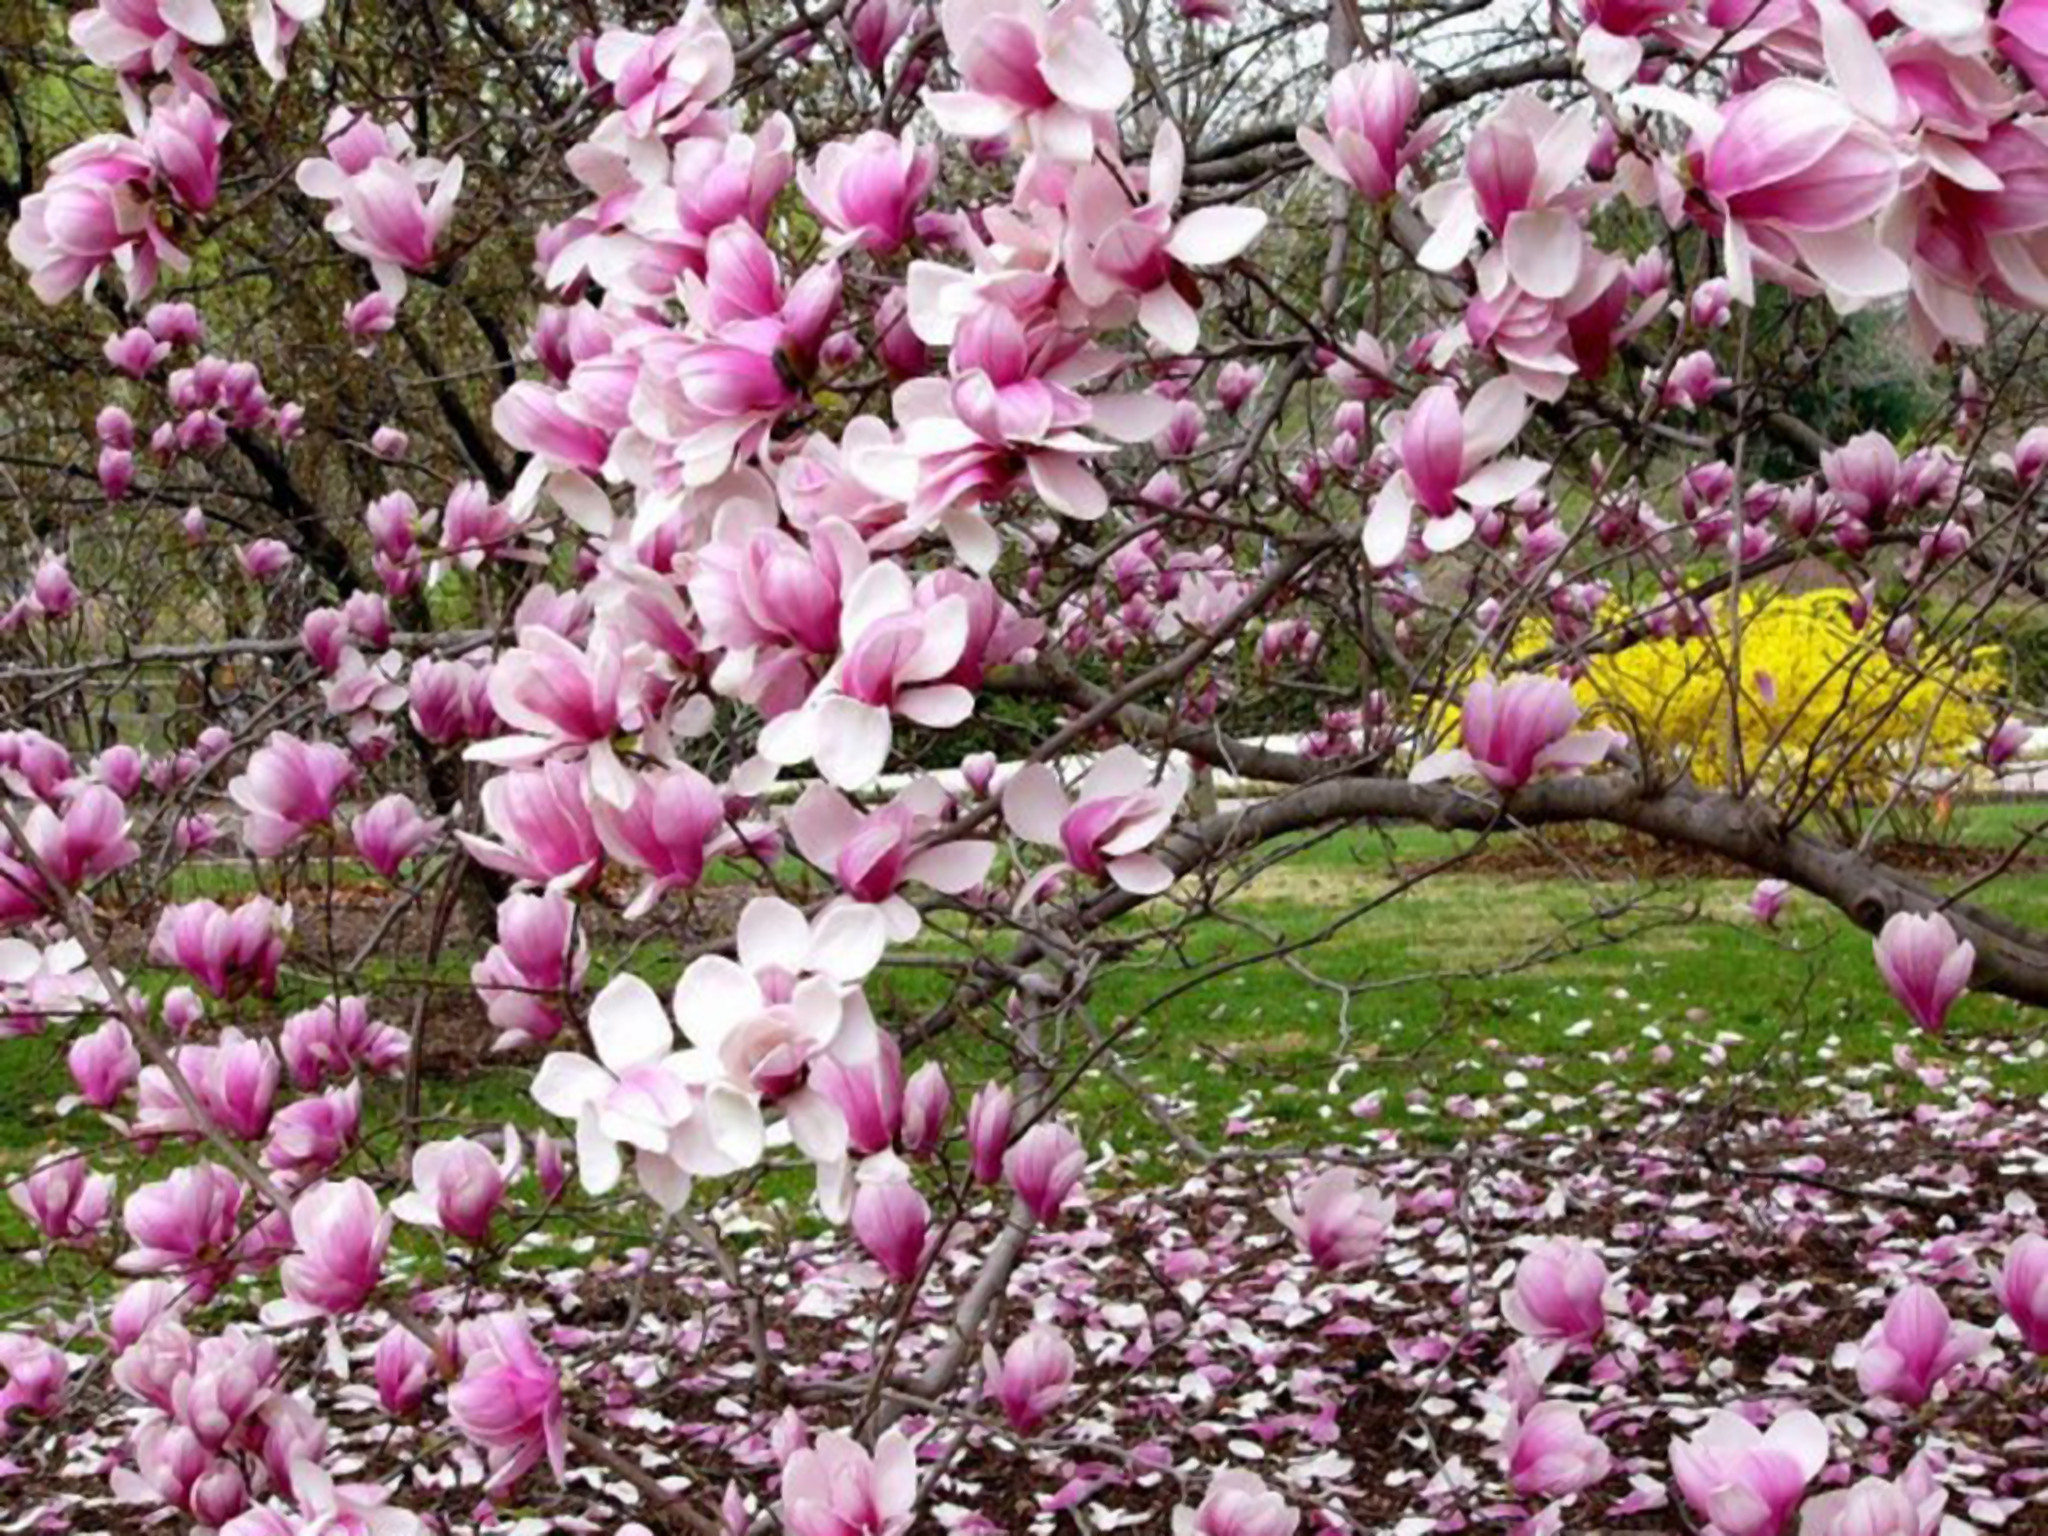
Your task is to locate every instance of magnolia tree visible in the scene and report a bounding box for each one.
[6,0,2048,1528]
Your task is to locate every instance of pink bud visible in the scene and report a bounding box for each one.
[1502,1237,1609,1343]
[68,1017,140,1108]
[535,1130,567,1201]
[374,1324,437,1416]
[1749,879,1789,926]
[1997,1233,2048,1354]
[982,1324,1076,1432]
[370,425,409,459]
[966,1081,1014,1185]
[1874,911,1974,1033]
[1004,1122,1085,1223]
[852,1179,930,1285]
[351,793,442,880]
[899,1061,951,1157]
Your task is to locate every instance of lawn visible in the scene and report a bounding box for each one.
[7,803,2045,1236]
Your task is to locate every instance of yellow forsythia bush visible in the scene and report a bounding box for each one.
[1564,590,2002,800]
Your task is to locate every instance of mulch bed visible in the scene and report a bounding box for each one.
[6,1054,2048,1534]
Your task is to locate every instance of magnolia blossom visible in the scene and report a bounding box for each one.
[228,732,356,857]
[470,626,648,804]
[1298,58,1424,201]
[1172,1470,1300,1536]
[119,1164,245,1279]
[391,1129,521,1244]
[531,973,763,1211]
[1062,122,1268,351]
[1269,1167,1396,1271]
[788,779,996,939]
[1500,1400,1611,1499]
[1412,674,1623,793]
[1002,744,1190,902]
[1873,911,1974,1033]
[1852,1283,1988,1407]
[10,1152,115,1245]
[983,1324,1076,1432]
[588,763,731,918]
[1670,1408,1829,1536]
[1503,1237,1611,1343]
[851,1176,930,1283]
[924,0,1132,164]
[1005,1121,1085,1221]
[278,995,408,1089]
[472,890,588,1051]
[350,793,442,880]
[68,1017,140,1108]
[295,109,463,295]
[0,1333,69,1425]
[779,1428,916,1536]
[799,132,937,255]
[1363,379,1548,565]
[8,134,182,305]
[759,563,976,790]
[1797,1460,1945,1536]
[1750,879,1790,926]
[1996,1233,2048,1352]
[449,1311,566,1490]
[457,760,604,889]
[268,1178,390,1323]
[149,898,290,1000]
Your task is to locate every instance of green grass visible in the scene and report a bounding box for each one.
[8,808,2048,1269]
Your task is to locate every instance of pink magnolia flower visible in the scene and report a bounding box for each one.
[237,538,295,579]
[799,132,937,254]
[10,1152,114,1245]
[22,784,138,888]
[900,1061,952,1157]
[1415,95,1596,300]
[70,0,227,73]
[0,1334,69,1426]
[374,1324,436,1416]
[1363,379,1547,565]
[983,1324,1075,1432]
[589,764,730,918]
[1005,1120,1085,1222]
[1002,744,1190,902]
[343,290,397,348]
[759,562,977,790]
[1500,1400,1612,1499]
[119,1163,245,1278]
[261,1081,361,1183]
[1996,1233,2048,1353]
[108,1279,183,1353]
[1502,1237,1611,1343]
[142,89,227,212]
[808,1024,906,1158]
[531,973,762,1211]
[471,890,588,1051]
[845,0,914,71]
[31,551,79,618]
[1662,349,1731,411]
[1063,121,1268,352]
[1986,718,2031,770]
[149,897,290,999]
[588,10,734,138]
[449,1311,567,1490]
[160,1026,281,1141]
[1853,1283,1988,1407]
[457,759,604,889]
[967,1081,1014,1183]
[1298,58,1423,201]
[408,654,497,744]
[1670,1408,1829,1536]
[1797,1459,1945,1536]
[249,0,323,79]
[269,1178,390,1322]
[470,626,647,803]
[779,1428,915,1536]
[105,327,168,377]
[925,0,1132,164]
[8,134,183,305]
[788,779,996,939]
[1873,911,1974,1033]
[1750,879,1790,925]
[229,732,355,856]
[279,995,408,1089]
[1269,1167,1396,1271]
[392,1128,521,1244]
[1412,674,1622,792]
[1657,78,1906,309]
[351,793,442,880]
[1172,1470,1299,1536]
[295,111,463,295]
[852,1176,931,1284]
[68,1017,140,1108]
[535,1131,567,1200]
